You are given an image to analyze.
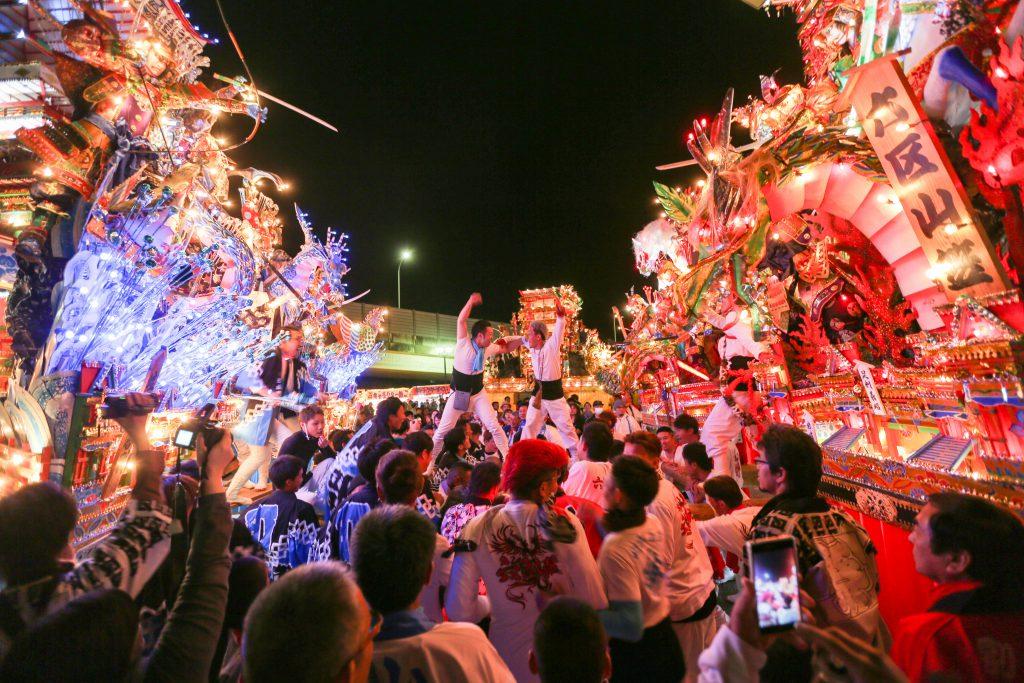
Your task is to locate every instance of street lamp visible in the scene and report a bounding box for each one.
[397,248,413,309]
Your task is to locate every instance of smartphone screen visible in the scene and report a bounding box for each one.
[174,429,195,449]
[747,536,801,633]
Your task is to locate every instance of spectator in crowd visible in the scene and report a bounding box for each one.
[891,492,1024,682]
[243,456,319,579]
[530,597,611,683]
[214,555,270,683]
[679,442,715,503]
[320,397,406,512]
[672,413,700,449]
[570,402,586,435]
[404,430,445,517]
[446,439,606,682]
[563,421,614,508]
[656,426,679,461]
[324,439,396,562]
[439,460,474,508]
[242,563,377,683]
[623,430,719,681]
[433,427,471,485]
[374,450,451,623]
[2,421,235,682]
[596,409,618,432]
[611,394,644,440]
[329,428,353,452]
[355,404,375,429]
[501,409,520,439]
[277,404,334,473]
[491,400,501,413]
[441,461,502,544]
[467,422,487,463]
[697,475,762,559]
[352,505,514,681]
[598,455,684,683]
[750,423,888,679]
[0,393,171,657]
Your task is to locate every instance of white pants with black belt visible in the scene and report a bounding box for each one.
[227,414,299,500]
[523,396,578,456]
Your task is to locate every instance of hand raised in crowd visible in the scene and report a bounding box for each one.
[554,298,566,318]
[797,624,909,683]
[109,391,161,448]
[197,429,234,495]
[730,577,816,651]
[469,292,483,307]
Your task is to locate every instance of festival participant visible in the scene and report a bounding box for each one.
[431,427,471,492]
[403,430,445,515]
[214,555,270,683]
[374,451,451,623]
[243,563,377,683]
[228,325,315,504]
[320,397,406,512]
[598,456,684,683]
[563,421,614,507]
[323,439,395,562]
[445,439,606,682]
[530,597,612,683]
[656,426,679,461]
[696,475,761,559]
[611,393,644,440]
[679,442,714,503]
[520,298,578,455]
[277,404,334,473]
[890,492,1024,682]
[432,293,518,459]
[750,423,888,678]
[699,375,751,489]
[673,413,701,450]
[440,461,502,544]
[467,422,487,463]
[622,430,719,681]
[243,456,319,579]
[0,393,172,656]
[352,506,514,682]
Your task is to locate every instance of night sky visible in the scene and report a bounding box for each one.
[187,1,804,335]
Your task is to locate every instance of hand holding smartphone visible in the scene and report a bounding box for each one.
[745,535,802,634]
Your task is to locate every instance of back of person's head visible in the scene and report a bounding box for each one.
[0,589,138,682]
[502,439,570,500]
[375,450,423,504]
[470,319,492,339]
[656,426,672,436]
[703,475,744,509]
[269,455,305,490]
[298,403,324,424]
[443,427,467,453]
[357,438,396,484]
[469,422,482,436]
[611,456,659,509]
[580,421,613,462]
[610,439,624,457]
[403,430,433,455]
[622,430,661,459]
[0,482,78,585]
[532,597,609,683]
[352,505,436,614]
[468,460,502,496]
[243,563,368,683]
[757,423,823,497]
[226,556,270,631]
[682,441,713,472]
[926,492,1024,587]
[673,413,699,435]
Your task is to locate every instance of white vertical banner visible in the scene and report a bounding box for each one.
[854,360,886,416]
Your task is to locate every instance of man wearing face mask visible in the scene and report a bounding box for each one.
[520,298,578,457]
[432,293,520,460]
[445,439,606,682]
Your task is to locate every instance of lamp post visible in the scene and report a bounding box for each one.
[397,248,412,309]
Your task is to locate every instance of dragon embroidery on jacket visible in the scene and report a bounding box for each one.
[488,523,562,608]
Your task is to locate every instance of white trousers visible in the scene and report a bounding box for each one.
[523,396,578,455]
[432,390,509,458]
[227,414,298,499]
[672,606,724,682]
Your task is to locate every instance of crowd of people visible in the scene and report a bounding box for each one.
[0,297,1021,682]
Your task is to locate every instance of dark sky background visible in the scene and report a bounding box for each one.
[186,1,804,335]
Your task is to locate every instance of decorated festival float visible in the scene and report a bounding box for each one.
[595,0,1024,623]
[0,0,383,548]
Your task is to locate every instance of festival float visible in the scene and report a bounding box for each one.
[596,0,1024,622]
[0,0,383,548]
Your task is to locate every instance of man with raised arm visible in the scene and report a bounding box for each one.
[432,292,519,459]
[521,298,578,456]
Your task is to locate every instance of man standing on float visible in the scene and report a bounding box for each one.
[432,293,517,459]
[521,297,578,456]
